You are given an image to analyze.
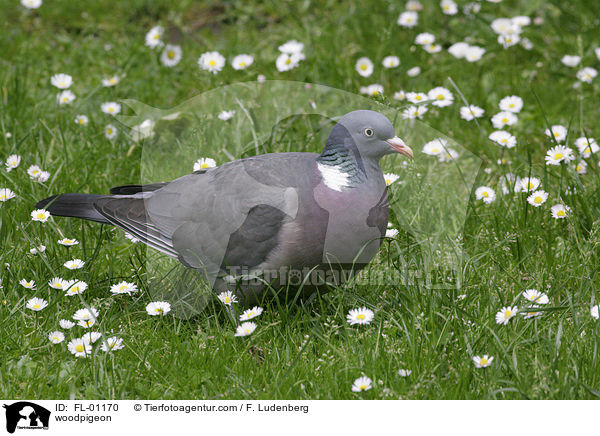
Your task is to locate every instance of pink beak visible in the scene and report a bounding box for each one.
[386,136,413,159]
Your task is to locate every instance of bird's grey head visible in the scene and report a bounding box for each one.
[320,110,413,164]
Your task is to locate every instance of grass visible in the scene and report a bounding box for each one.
[2,0,600,399]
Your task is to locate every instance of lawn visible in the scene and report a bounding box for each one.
[2,0,600,399]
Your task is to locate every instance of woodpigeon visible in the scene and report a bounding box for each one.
[36,110,413,304]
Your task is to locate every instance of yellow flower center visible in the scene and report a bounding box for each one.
[502,118,508,123]
[501,139,507,143]
[385,179,391,185]
[107,129,113,134]
[480,358,488,366]
[534,197,543,204]
[75,344,85,352]
[371,90,378,95]
[108,107,114,112]
[33,304,40,309]
[584,147,591,154]
[360,64,367,71]
[209,60,216,66]
[482,191,489,197]
[109,78,117,85]
[554,153,563,160]
[554,132,560,137]
[504,310,512,318]
[285,58,291,65]
[224,297,231,303]
[432,148,439,153]
[0,195,5,200]
[527,182,535,190]
[153,34,159,40]
[120,285,127,290]
[155,308,163,314]
[357,314,366,320]
[576,165,582,171]
[240,62,246,67]
[168,51,175,59]
[415,95,422,100]
[36,213,46,219]
[359,384,367,390]
[200,163,209,168]
[56,284,62,288]
[509,103,515,107]
[437,94,444,100]
[557,210,566,217]
[53,336,59,341]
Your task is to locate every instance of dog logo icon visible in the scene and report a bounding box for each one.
[3,402,50,433]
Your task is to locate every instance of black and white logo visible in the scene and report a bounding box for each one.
[3,402,50,434]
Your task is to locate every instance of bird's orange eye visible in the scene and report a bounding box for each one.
[364,128,374,137]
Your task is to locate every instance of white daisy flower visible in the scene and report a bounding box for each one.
[218,110,235,121]
[101,336,124,352]
[397,11,418,27]
[499,95,523,113]
[101,102,121,115]
[109,281,138,295]
[193,157,217,171]
[74,115,88,126]
[58,238,78,246]
[124,232,140,243]
[551,204,570,219]
[473,355,493,368]
[145,25,164,48]
[448,42,469,58]
[21,0,42,9]
[81,331,102,343]
[575,160,587,174]
[415,33,435,45]
[561,55,581,67]
[31,209,50,223]
[464,45,485,62]
[527,190,549,207]
[460,105,484,121]
[382,56,400,68]
[48,278,74,290]
[353,57,374,78]
[275,52,302,72]
[496,306,517,325]
[68,338,92,357]
[521,306,543,319]
[545,125,567,142]
[65,281,88,296]
[351,376,372,392]
[491,18,518,35]
[519,177,541,192]
[50,73,72,89]
[438,148,458,163]
[160,44,182,67]
[64,259,85,270]
[234,322,257,337]
[591,305,600,320]
[146,301,171,316]
[498,33,521,49]
[57,90,76,105]
[102,76,120,87]
[576,67,597,83]
[489,130,517,148]
[20,279,36,289]
[217,291,237,306]
[428,87,453,107]
[239,306,264,321]
[0,188,16,202]
[105,124,118,140]
[5,154,21,171]
[406,66,421,77]
[59,319,75,329]
[29,245,46,254]
[423,43,442,54]
[545,145,575,165]
[422,138,447,156]
[491,111,518,129]
[441,0,458,15]
[522,289,549,304]
[475,186,496,204]
[48,331,65,344]
[346,307,374,325]
[360,84,384,96]
[575,137,598,157]
[26,297,47,311]
[278,40,304,55]
[398,369,412,377]
[231,54,254,70]
[406,92,428,104]
[384,173,400,186]
[198,51,226,74]
[512,16,531,27]
[393,90,405,101]
[73,307,99,328]
[386,228,399,238]
[402,105,427,119]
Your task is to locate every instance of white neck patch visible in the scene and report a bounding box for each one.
[317,163,351,192]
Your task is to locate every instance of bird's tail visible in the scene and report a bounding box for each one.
[35,193,112,224]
